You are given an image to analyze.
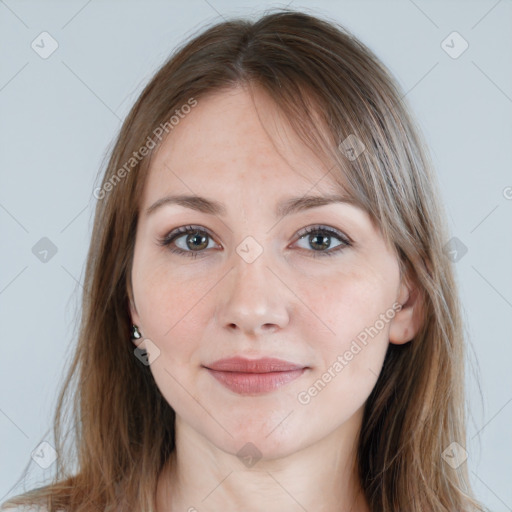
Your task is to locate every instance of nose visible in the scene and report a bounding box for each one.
[215,250,290,336]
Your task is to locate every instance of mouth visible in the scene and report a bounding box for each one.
[203,357,308,395]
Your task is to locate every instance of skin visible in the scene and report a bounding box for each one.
[128,85,423,512]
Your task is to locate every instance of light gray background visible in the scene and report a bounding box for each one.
[1,0,511,510]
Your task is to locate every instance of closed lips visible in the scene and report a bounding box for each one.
[204,357,307,373]
[203,357,308,395]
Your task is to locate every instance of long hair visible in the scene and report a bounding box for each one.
[2,9,486,512]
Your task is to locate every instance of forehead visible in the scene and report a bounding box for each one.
[141,86,344,205]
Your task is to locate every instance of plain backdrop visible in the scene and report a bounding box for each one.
[1,0,511,510]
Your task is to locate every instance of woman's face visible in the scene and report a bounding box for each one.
[129,86,413,460]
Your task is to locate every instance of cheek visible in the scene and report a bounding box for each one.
[133,254,217,348]
[292,275,392,419]
[295,263,396,344]
[293,260,397,403]
[133,262,215,408]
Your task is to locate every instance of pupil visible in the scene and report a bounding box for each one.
[311,233,329,250]
[187,232,208,250]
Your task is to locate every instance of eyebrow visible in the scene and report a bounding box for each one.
[145,193,357,218]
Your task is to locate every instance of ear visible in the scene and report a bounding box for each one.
[388,273,424,345]
[127,283,144,348]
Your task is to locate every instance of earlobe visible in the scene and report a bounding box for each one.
[129,300,139,326]
[127,288,143,348]
[389,276,424,345]
[130,322,146,350]
[130,324,142,343]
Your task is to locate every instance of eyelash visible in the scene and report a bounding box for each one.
[157,224,352,259]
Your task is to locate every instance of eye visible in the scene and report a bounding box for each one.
[292,225,351,258]
[157,225,219,259]
[157,224,352,259]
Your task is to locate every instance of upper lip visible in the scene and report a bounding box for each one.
[204,357,306,373]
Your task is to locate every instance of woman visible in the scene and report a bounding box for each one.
[1,9,487,512]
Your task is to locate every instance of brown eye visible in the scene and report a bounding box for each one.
[158,225,219,258]
[183,231,209,251]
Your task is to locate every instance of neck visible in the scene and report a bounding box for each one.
[156,410,371,512]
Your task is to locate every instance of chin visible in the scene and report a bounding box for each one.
[200,414,311,463]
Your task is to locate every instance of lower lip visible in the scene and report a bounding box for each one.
[206,368,306,395]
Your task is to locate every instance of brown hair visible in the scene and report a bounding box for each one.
[2,9,486,512]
